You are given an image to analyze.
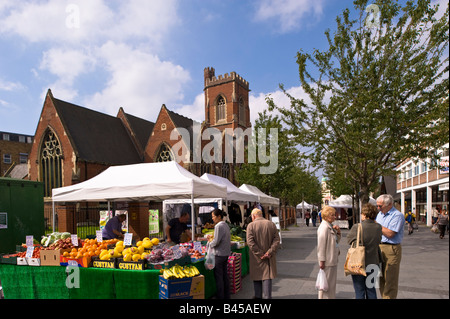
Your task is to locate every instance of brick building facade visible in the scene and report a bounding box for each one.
[27,67,252,239]
[0,131,33,177]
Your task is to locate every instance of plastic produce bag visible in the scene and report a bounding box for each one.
[315,269,328,291]
[204,243,215,270]
[431,224,439,233]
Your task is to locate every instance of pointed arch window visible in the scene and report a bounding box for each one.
[221,161,230,180]
[156,143,174,162]
[239,97,246,125]
[216,96,226,122]
[40,129,63,197]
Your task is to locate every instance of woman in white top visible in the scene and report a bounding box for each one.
[317,206,341,299]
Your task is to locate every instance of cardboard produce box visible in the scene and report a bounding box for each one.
[159,275,205,299]
[40,249,70,266]
[91,256,117,269]
[116,258,147,270]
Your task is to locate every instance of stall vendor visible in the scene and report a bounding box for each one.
[166,212,192,244]
[102,214,126,240]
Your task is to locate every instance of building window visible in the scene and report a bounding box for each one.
[216,96,226,122]
[3,154,11,164]
[40,130,63,197]
[19,153,28,164]
[201,162,210,175]
[2,133,9,141]
[239,97,245,125]
[156,143,173,162]
[221,161,230,180]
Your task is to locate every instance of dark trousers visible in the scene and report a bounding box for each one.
[214,255,230,299]
[253,279,272,299]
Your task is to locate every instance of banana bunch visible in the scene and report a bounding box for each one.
[162,264,200,279]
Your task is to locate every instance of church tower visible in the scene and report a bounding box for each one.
[204,67,251,132]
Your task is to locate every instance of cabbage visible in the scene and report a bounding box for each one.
[61,232,71,239]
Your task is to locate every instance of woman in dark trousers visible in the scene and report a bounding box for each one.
[208,209,231,299]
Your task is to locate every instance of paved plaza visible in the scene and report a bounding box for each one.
[232,220,449,299]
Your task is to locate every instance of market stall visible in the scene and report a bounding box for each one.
[51,161,227,234]
[0,162,251,299]
[0,245,249,299]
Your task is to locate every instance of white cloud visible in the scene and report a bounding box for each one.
[40,48,96,84]
[0,0,177,46]
[173,92,205,123]
[84,41,190,121]
[0,78,25,91]
[0,0,188,123]
[254,0,324,33]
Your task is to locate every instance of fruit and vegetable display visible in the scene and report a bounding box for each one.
[41,232,72,247]
[161,264,200,279]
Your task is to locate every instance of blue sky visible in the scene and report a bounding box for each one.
[0,0,446,140]
[0,0,347,136]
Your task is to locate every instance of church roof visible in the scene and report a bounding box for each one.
[51,96,143,165]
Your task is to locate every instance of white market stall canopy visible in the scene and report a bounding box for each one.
[239,184,280,206]
[51,161,227,202]
[296,201,313,210]
[328,194,376,208]
[200,173,259,203]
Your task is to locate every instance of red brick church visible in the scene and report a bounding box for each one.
[27,67,252,239]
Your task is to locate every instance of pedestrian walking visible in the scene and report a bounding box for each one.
[312,209,318,227]
[432,207,439,224]
[435,209,449,239]
[246,208,280,299]
[405,210,416,235]
[317,206,341,299]
[305,209,311,227]
[376,194,405,299]
[208,208,231,299]
[347,203,382,299]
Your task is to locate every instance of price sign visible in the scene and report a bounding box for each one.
[172,244,182,259]
[71,234,79,247]
[124,233,133,246]
[26,235,34,247]
[25,246,34,258]
[68,260,78,267]
[194,241,202,252]
[96,230,103,243]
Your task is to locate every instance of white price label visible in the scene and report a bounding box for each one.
[194,241,202,252]
[71,234,79,246]
[25,246,34,258]
[96,230,103,242]
[26,235,34,247]
[124,233,133,246]
[172,245,182,259]
[68,260,78,267]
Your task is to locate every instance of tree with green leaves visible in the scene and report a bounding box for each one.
[268,0,449,205]
[235,110,321,208]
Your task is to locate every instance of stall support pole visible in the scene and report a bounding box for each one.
[191,193,195,241]
[52,200,55,232]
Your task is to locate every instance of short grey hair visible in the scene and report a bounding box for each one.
[377,194,394,206]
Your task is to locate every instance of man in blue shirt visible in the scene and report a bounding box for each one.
[376,194,405,299]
